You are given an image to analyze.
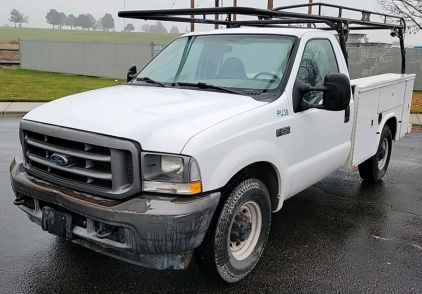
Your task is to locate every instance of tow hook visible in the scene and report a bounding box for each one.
[13,196,29,206]
[96,226,115,239]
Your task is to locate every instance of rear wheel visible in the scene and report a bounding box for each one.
[194,178,271,283]
[358,125,393,182]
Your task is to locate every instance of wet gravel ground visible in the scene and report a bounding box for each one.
[1,117,421,294]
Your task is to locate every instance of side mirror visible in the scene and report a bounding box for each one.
[127,64,137,83]
[321,73,351,111]
[293,73,351,112]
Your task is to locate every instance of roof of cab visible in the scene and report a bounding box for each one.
[181,27,325,38]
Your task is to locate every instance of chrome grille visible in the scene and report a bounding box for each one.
[21,120,141,199]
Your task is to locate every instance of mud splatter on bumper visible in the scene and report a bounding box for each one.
[10,156,220,270]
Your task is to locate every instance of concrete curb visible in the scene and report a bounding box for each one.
[0,102,45,117]
[0,102,12,118]
[1,102,421,130]
[409,113,422,128]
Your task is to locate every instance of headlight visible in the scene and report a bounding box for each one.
[141,153,202,195]
[161,156,183,179]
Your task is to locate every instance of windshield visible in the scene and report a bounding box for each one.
[134,34,295,95]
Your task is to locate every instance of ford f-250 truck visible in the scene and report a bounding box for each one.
[10,3,415,282]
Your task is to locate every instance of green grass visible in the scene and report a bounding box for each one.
[0,27,179,44]
[0,68,125,102]
[3,68,422,113]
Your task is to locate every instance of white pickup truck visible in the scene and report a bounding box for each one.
[10,4,415,283]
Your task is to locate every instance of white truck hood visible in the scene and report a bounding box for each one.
[23,85,265,153]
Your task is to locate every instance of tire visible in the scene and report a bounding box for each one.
[194,178,271,283]
[358,125,393,183]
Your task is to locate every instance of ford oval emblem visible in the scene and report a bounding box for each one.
[50,153,70,166]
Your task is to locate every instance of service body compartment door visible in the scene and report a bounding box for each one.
[378,82,406,113]
[350,86,379,166]
[399,79,415,138]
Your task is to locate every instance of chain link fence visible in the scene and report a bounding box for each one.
[348,47,422,90]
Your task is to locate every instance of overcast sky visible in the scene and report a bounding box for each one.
[1,0,421,45]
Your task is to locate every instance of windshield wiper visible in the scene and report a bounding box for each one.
[175,82,243,95]
[136,77,167,87]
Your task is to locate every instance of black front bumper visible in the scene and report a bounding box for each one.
[10,156,220,270]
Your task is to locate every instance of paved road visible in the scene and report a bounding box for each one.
[1,117,421,294]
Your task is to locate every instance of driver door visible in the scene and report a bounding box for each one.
[288,37,352,196]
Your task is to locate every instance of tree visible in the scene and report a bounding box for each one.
[125,23,135,32]
[59,12,67,29]
[9,9,23,28]
[152,21,168,34]
[66,14,76,30]
[170,26,179,34]
[141,24,150,33]
[101,13,115,31]
[377,0,422,33]
[18,13,29,27]
[46,9,61,29]
[94,18,103,31]
[86,13,96,31]
[141,21,168,34]
[76,14,91,30]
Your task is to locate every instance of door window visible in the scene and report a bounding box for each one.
[297,39,339,104]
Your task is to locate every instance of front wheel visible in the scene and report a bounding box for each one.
[358,125,393,182]
[194,178,271,283]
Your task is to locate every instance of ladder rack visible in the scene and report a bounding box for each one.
[118,3,407,73]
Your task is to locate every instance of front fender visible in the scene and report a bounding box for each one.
[209,139,289,204]
[181,105,293,211]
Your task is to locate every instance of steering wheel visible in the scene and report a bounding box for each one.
[252,72,281,83]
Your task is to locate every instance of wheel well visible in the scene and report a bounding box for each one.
[385,117,397,139]
[221,162,280,210]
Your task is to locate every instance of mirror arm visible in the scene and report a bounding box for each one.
[300,85,329,92]
[301,100,325,110]
[299,85,329,110]
[127,72,136,83]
